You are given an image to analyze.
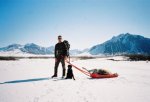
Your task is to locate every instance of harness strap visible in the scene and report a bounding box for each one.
[66,60,91,76]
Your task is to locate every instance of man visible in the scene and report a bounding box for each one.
[52,35,67,78]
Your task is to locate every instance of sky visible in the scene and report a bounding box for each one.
[0,0,150,49]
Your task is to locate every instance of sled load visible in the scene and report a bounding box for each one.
[90,72,118,78]
[83,68,118,78]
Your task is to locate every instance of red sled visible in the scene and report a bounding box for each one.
[66,61,119,79]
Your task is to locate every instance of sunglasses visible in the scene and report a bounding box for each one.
[58,37,62,39]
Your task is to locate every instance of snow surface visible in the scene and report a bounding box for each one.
[0,56,150,102]
[0,51,54,57]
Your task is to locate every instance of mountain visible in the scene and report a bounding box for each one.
[69,48,89,56]
[89,33,150,55]
[0,43,54,55]
[1,33,149,56]
[0,44,22,51]
[69,49,83,55]
[20,43,54,54]
[0,43,84,55]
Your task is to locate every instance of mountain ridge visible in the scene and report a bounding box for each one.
[89,33,150,55]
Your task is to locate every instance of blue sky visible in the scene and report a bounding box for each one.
[0,0,150,49]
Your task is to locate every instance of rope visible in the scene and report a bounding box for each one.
[66,60,91,76]
[59,55,90,77]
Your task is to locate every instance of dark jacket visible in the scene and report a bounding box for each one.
[55,42,67,58]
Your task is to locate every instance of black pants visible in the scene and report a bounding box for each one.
[54,58,66,76]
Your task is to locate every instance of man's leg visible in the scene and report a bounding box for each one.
[52,59,60,77]
[61,58,66,77]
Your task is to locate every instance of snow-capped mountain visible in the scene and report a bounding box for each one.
[69,48,89,56]
[0,43,85,55]
[89,33,150,55]
[69,49,83,55]
[0,43,54,55]
[20,43,54,54]
[1,33,149,56]
[0,44,22,51]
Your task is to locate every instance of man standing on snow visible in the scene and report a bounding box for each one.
[52,35,67,78]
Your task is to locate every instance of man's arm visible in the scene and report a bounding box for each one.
[55,44,57,58]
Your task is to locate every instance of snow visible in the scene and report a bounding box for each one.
[0,50,33,57]
[0,56,150,102]
[0,51,54,57]
[76,52,91,56]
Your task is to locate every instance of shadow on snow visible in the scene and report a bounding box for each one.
[0,77,50,84]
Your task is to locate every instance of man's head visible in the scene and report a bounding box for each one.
[58,35,62,43]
